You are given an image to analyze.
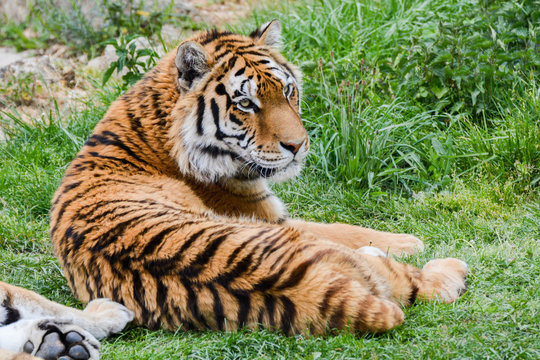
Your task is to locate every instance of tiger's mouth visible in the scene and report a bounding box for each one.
[235,158,303,180]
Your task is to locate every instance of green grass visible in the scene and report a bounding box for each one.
[256,0,540,194]
[1,0,540,358]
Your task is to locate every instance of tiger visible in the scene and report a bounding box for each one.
[0,20,468,359]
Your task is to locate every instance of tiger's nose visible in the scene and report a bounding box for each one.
[280,139,305,155]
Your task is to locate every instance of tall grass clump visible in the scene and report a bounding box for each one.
[309,69,460,192]
[255,0,540,194]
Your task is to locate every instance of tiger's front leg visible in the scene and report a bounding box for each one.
[286,219,424,256]
[0,281,133,360]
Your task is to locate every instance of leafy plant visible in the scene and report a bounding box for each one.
[101,34,161,89]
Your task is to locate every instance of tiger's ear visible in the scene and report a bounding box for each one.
[250,20,282,49]
[175,41,209,90]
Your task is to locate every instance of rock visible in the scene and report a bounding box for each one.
[0,47,35,68]
[0,54,61,82]
[161,24,182,47]
[87,44,118,72]
[0,0,30,24]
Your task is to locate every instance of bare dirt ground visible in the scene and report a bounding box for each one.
[0,0,256,138]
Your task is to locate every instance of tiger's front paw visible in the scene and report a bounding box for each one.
[22,319,100,360]
[83,299,134,339]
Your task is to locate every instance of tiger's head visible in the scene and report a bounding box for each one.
[171,21,309,183]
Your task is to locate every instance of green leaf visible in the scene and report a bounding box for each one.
[432,85,449,99]
[101,61,117,85]
[431,138,447,156]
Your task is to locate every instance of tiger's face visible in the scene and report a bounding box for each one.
[173,21,309,183]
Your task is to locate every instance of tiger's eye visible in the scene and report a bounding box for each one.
[284,84,292,97]
[239,99,252,108]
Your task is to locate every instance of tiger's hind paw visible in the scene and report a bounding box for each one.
[388,234,425,256]
[421,258,468,303]
[22,319,100,360]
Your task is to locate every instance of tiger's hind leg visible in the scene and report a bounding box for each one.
[0,281,133,360]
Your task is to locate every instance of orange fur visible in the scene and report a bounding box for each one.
[49,22,467,335]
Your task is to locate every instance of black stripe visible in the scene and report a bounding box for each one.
[200,29,234,45]
[178,228,207,255]
[107,220,199,266]
[216,251,254,288]
[62,181,83,194]
[320,279,348,317]
[215,83,233,109]
[132,271,149,324]
[231,289,251,327]
[239,50,268,57]
[197,95,205,135]
[229,113,243,126]
[75,198,183,224]
[225,229,271,267]
[51,194,78,236]
[257,308,264,328]
[87,152,148,172]
[277,259,313,290]
[207,283,225,330]
[276,251,331,290]
[258,229,288,261]
[70,207,174,250]
[179,230,231,278]
[327,299,346,330]
[86,130,155,170]
[128,111,153,151]
[198,145,237,159]
[244,193,271,203]
[211,98,226,140]
[252,273,280,292]
[215,229,274,287]
[1,297,20,325]
[144,228,208,277]
[88,212,151,253]
[234,68,245,76]
[264,294,276,327]
[225,247,243,268]
[151,92,167,120]
[280,296,296,335]
[227,55,238,70]
[63,225,86,249]
[409,284,419,305]
[141,226,179,256]
[179,278,209,328]
[156,281,172,329]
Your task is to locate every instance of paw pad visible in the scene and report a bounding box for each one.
[32,325,92,360]
[23,341,35,353]
[68,344,90,360]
